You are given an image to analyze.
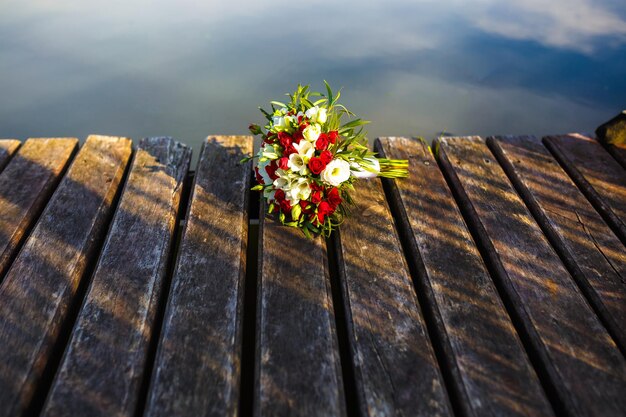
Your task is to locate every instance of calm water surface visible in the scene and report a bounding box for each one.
[1,0,625,160]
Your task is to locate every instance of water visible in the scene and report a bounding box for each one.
[1,0,625,162]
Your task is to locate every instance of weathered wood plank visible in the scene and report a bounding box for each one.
[600,141,626,170]
[436,136,626,417]
[144,136,252,417]
[256,217,346,416]
[0,135,132,417]
[41,137,191,417]
[488,135,626,355]
[0,139,21,172]
[0,138,78,280]
[377,137,552,417]
[543,133,626,245]
[333,170,453,416]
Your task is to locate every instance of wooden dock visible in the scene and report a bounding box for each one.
[0,133,624,417]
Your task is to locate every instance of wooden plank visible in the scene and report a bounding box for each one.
[256,216,346,416]
[0,139,21,172]
[0,138,78,280]
[436,136,626,417]
[600,141,626,170]
[489,135,626,354]
[41,137,191,417]
[376,137,553,417]
[144,136,252,417]
[543,133,626,245]
[333,171,453,416]
[0,135,132,417]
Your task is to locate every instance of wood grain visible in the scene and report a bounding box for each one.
[41,137,191,417]
[144,136,252,417]
[256,216,346,417]
[543,133,626,245]
[334,168,453,417]
[436,136,626,417]
[489,135,626,355]
[0,135,132,417]
[377,137,552,417]
[0,139,21,172]
[0,138,78,280]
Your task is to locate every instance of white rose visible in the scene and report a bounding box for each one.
[321,159,351,186]
[351,158,380,179]
[302,124,321,142]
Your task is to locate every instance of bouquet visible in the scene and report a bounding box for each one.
[245,82,408,238]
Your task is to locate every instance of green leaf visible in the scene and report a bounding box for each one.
[324,80,333,104]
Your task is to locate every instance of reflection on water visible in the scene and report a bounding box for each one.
[1,0,625,160]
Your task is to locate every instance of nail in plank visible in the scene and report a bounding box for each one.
[437,136,626,417]
[0,135,132,417]
[0,138,78,280]
[41,137,191,417]
[377,137,552,417]
[144,136,251,417]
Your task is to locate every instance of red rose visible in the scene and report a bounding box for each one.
[278,157,289,170]
[292,130,303,143]
[265,161,279,180]
[283,144,297,156]
[320,150,333,164]
[308,157,327,175]
[279,199,292,213]
[311,182,324,192]
[274,189,285,202]
[278,132,292,148]
[315,133,329,151]
[328,131,339,143]
[317,201,334,223]
[327,187,342,208]
[310,191,322,204]
[300,200,313,213]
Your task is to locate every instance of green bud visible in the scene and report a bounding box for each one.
[291,204,302,221]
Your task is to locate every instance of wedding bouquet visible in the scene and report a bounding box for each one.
[245,82,408,238]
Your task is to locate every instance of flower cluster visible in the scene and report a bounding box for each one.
[245,83,408,238]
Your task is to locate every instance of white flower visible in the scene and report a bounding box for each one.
[305,106,328,124]
[288,154,309,175]
[350,158,380,179]
[305,106,317,120]
[272,116,286,130]
[303,123,321,142]
[321,159,351,186]
[316,108,327,124]
[288,177,312,203]
[293,140,315,159]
